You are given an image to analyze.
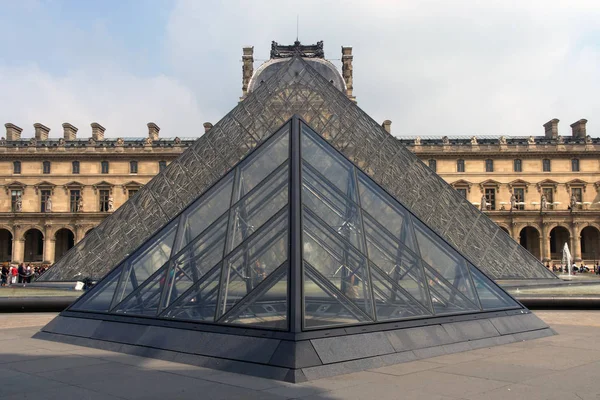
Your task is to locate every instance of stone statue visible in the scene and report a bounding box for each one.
[480,194,487,211]
[116,138,124,146]
[15,195,22,212]
[0,137,6,146]
[570,194,577,209]
[527,136,535,144]
[585,135,593,144]
[77,197,84,212]
[470,136,478,145]
[499,136,507,145]
[58,138,65,146]
[88,138,96,146]
[541,194,548,210]
[29,137,37,146]
[46,195,52,212]
[174,137,181,145]
[442,136,450,145]
[414,136,421,145]
[510,193,517,210]
[144,137,153,146]
[108,196,114,212]
[557,135,564,144]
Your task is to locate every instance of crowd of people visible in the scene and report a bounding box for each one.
[547,262,600,275]
[0,263,49,286]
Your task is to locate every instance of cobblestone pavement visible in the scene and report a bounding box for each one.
[0,312,599,399]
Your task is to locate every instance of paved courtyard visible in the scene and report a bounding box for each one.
[0,311,599,399]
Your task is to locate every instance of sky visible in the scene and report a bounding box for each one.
[1,0,599,139]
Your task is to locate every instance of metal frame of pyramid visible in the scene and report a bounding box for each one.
[37,113,554,383]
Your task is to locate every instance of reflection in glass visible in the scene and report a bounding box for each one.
[217,210,288,318]
[176,173,233,252]
[113,266,168,316]
[302,163,364,252]
[70,267,121,312]
[301,125,358,201]
[469,264,518,310]
[234,125,289,202]
[302,210,374,319]
[423,264,479,315]
[228,164,289,251]
[412,218,478,304]
[303,265,371,329]
[221,264,288,329]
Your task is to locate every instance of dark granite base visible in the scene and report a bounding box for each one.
[34,311,555,383]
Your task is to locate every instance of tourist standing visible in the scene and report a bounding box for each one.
[1,264,8,286]
[10,264,17,285]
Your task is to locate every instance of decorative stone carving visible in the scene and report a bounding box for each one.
[29,137,37,146]
[570,194,577,209]
[174,137,181,145]
[77,196,84,212]
[510,193,516,210]
[557,135,564,144]
[144,137,153,146]
[46,195,52,212]
[541,194,548,210]
[442,136,449,145]
[585,135,593,144]
[414,136,421,145]
[15,195,22,212]
[470,136,478,145]
[58,138,65,146]
[116,138,124,146]
[107,196,114,212]
[499,136,507,145]
[480,194,487,211]
[527,136,535,144]
[88,137,96,146]
[0,137,6,146]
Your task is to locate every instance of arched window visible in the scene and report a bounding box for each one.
[42,161,51,174]
[13,161,21,174]
[72,161,80,174]
[513,159,522,172]
[485,159,494,172]
[428,159,437,172]
[130,160,138,174]
[101,161,109,174]
[158,160,167,172]
[457,159,465,173]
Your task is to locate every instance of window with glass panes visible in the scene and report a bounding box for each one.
[158,160,167,172]
[42,161,51,174]
[72,161,80,174]
[456,188,467,198]
[513,188,525,210]
[128,189,138,198]
[99,189,110,212]
[572,159,580,172]
[542,187,553,206]
[130,161,138,174]
[485,159,494,172]
[13,161,21,174]
[484,188,496,210]
[40,189,51,212]
[543,159,551,172]
[11,190,22,212]
[513,159,522,172]
[101,161,109,174]
[70,190,81,212]
[571,188,583,203]
[457,159,465,172]
[428,159,437,172]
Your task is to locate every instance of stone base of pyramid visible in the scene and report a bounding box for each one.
[34,310,554,383]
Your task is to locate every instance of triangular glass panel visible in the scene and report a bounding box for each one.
[469,263,520,310]
[302,209,374,319]
[412,218,479,305]
[220,263,288,329]
[423,263,479,315]
[227,162,289,252]
[159,264,222,322]
[369,263,432,321]
[69,266,122,312]
[112,263,169,316]
[304,264,372,329]
[217,209,288,319]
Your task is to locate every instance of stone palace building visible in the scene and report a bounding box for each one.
[1,41,598,267]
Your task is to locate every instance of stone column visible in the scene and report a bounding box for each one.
[241,46,254,99]
[542,222,551,262]
[12,226,24,263]
[43,224,54,264]
[341,46,356,102]
[572,224,582,262]
[74,224,86,244]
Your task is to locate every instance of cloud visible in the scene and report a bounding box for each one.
[1,0,599,139]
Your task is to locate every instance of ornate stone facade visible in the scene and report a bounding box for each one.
[0,122,195,265]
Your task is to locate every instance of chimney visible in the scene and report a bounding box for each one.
[570,119,587,139]
[203,122,213,134]
[90,122,105,141]
[33,123,50,141]
[147,122,160,141]
[5,123,22,141]
[543,118,559,139]
[341,46,356,101]
[241,46,254,98]
[62,123,78,140]
[382,120,392,134]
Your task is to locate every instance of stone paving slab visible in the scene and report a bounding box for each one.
[0,311,599,399]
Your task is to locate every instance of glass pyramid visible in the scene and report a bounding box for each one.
[69,117,521,331]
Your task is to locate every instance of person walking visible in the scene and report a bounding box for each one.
[1,264,8,286]
[17,263,24,284]
[10,264,17,285]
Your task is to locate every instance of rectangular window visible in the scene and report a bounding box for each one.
[130,161,138,174]
[40,189,51,212]
[572,159,580,172]
[456,188,467,198]
[513,159,522,172]
[158,160,167,172]
[11,190,22,212]
[571,188,583,203]
[542,187,554,205]
[485,159,494,172]
[72,161,80,174]
[128,189,138,198]
[485,188,496,210]
[542,159,551,172]
[513,188,525,210]
[428,159,437,172]
[101,161,109,174]
[99,189,110,212]
[70,190,81,213]
[13,161,21,174]
[42,161,51,174]
[457,159,465,173]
